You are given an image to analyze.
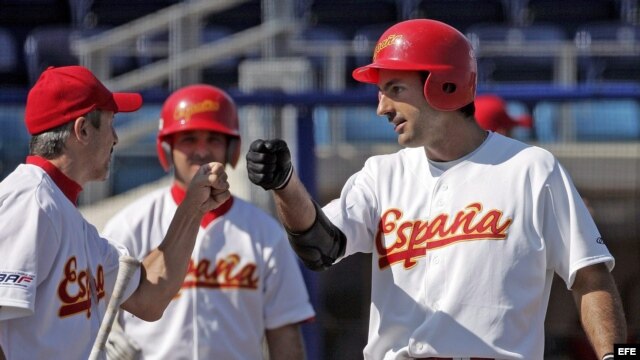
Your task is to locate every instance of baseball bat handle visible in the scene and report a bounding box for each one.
[89,255,140,360]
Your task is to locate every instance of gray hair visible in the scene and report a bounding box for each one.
[29,110,102,159]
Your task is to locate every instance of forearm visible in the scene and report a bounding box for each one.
[573,264,627,358]
[121,162,228,320]
[273,170,316,232]
[266,324,306,360]
[124,202,203,320]
[576,288,626,357]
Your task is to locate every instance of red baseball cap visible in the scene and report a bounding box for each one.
[474,94,532,133]
[25,66,143,135]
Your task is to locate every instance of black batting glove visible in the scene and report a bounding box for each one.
[246,139,293,191]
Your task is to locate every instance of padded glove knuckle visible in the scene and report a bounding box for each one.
[246,139,293,190]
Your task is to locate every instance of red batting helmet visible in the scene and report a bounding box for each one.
[352,19,477,111]
[157,84,240,171]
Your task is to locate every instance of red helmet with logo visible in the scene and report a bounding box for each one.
[157,84,240,171]
[352,19,477,111]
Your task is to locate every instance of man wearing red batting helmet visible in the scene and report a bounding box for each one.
[103,84,315,360]
[246,19,626,360]
[0,66,230,359]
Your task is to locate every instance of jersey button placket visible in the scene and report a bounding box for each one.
[427,185,446,314]
[430,255,443,313]
[426,181,447,315]
[434,182,449,209]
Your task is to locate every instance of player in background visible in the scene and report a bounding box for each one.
[246,20,626,360]
[474,94,532,138]
[103,84,315,360]
[0,66,230,359]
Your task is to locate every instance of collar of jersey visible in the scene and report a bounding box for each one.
[26,155,83,206]
[170,183,234,228]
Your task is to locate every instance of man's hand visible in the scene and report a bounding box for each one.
[246,139,293,191]
[185,162,230,213]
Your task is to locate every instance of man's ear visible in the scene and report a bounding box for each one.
[72,116,90,145]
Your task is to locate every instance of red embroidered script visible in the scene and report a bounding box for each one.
[376,203,512,269]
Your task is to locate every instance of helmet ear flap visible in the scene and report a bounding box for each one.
[423,71,476,111]
[157,138,173,172]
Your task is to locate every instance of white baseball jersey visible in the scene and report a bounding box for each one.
[0,156,140,360]
[102,184,315,360]
[323,132,614,360]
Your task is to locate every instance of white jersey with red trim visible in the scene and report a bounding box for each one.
[323,132,613,360]
[103,187,315,360]
[0,163,140,359]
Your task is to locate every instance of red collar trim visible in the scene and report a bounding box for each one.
[26,156,83,205]
[170,183,234,228]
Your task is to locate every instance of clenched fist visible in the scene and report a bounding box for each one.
[246,139,293,191]
[185,162,230,213]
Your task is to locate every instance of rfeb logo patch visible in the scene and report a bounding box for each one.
[0,270,35,289]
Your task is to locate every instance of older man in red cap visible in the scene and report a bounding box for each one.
[0,66,231,359]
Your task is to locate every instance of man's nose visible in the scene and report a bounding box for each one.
[377,92,394,117]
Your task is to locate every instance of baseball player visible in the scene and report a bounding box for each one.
[102,84,315,360]
[0,66,230,359]
[473,94,532,137]
[246,19,626,360]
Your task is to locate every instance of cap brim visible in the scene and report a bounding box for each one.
[516,114,533,128]
[113,92,143,113]
[352,65,379,84]
[353,61,451,84]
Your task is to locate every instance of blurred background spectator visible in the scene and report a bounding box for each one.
[475,93,533,137]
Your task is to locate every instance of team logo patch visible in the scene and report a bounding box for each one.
[0,270,35,289]
[174,99,220,122]
[373,34,402,61]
